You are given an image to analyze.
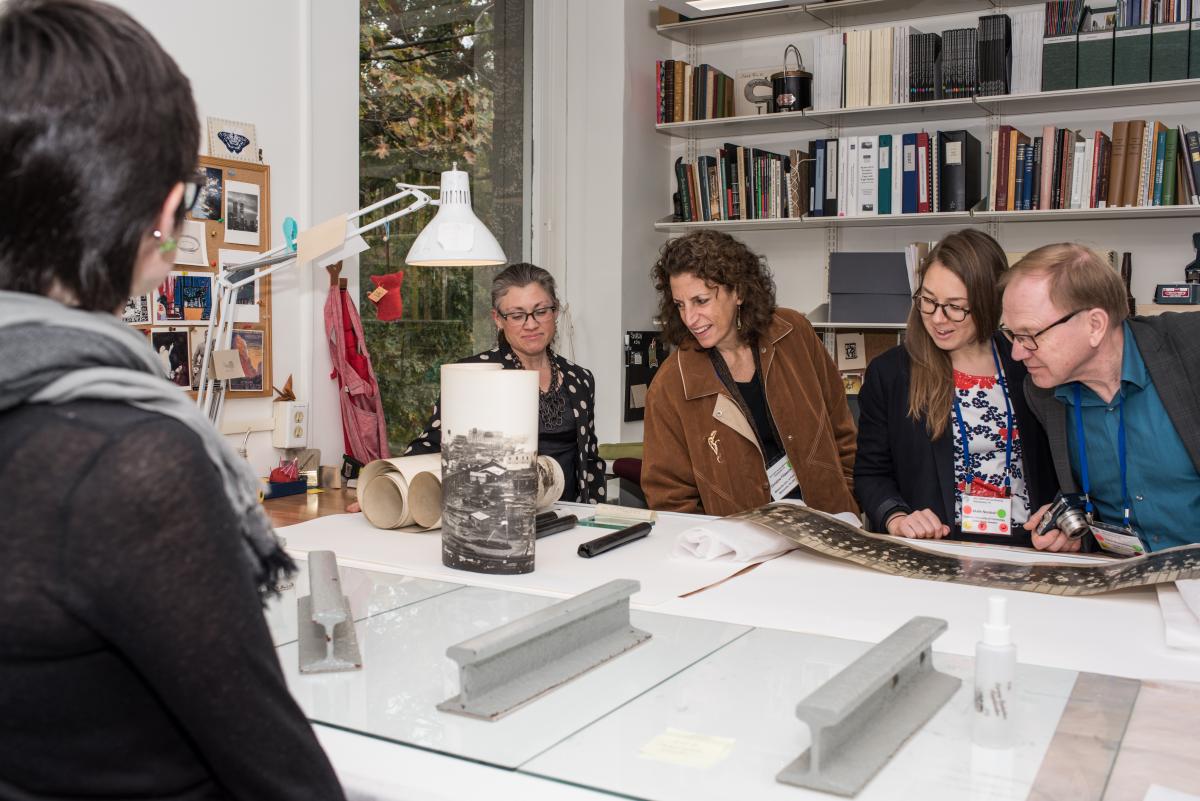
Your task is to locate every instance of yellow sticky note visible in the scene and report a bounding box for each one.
[296,214,348,266]
[638,728,735,769]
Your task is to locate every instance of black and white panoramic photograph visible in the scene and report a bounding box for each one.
[441,427,538,574]
[740,503,1200,596]
[224,179,261,246]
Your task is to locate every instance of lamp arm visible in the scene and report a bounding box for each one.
[196,182,442,416]
[350,186,435,239]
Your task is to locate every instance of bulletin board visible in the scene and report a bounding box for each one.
[126,155,274,398]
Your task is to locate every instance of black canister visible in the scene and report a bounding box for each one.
[744,44,812,113]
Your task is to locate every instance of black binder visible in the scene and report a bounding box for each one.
[938,130,982,212]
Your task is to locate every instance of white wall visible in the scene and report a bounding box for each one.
[536,0,672,448]
[110,0,359,475]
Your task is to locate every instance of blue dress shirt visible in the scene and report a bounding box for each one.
[1056,323,1200,550]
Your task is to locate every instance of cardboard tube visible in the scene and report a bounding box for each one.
[358,452,443,500]
[408,470,443,529]
[361,472,411,529]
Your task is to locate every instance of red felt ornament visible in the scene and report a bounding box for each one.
[368,271,405,321]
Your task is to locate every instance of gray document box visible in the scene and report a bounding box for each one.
[828,252,912,324]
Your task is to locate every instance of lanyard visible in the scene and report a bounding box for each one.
[952,341,1014,494]
[1072,384,1132,527]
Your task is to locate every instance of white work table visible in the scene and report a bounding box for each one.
[273,503,1200,800]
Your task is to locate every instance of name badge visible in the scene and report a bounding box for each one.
[961,495,1014,535]
[766,454,800,501]
[1090,521,1147,557]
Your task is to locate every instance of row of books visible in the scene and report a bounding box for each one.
[672,147,803,223]
[1042,0,1200,89]
[803,132,983,218]
[669,122,1200,223]
[1044,1,1086,36]
[842,27,910,108]
[989,121,1200,211]
[1116,0,1193,27]
[670,130,984,222]
[809,10,1042,111]
[655,60,734,124]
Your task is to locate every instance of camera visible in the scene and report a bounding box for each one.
[1035,492,1092,539]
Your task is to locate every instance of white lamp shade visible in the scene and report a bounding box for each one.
[404,168,507,267]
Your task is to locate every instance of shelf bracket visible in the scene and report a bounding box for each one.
[298,550,363,674]
[776,616,960,797]
[438,579,652,721]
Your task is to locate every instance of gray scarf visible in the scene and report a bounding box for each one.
[0,290,293,598]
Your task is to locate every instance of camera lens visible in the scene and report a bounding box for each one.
[1058,507,1092,539]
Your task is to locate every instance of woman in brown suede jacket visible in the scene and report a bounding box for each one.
[642,230,859,517]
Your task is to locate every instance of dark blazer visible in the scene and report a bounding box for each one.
[854,333,1059,546]
[403,339,607,504]
[1024,313,1200,491]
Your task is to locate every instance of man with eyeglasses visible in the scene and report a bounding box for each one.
[1000,243,1200,554]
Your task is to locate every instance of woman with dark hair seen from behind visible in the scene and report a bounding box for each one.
[642,229,858,517]
[854,229,1057,545]
[403,262,606,503]
[0,1,345,798]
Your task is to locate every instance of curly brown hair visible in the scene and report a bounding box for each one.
[651,229,777,348]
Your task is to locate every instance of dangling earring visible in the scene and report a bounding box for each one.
[153,229,177,255]
[736,305,742,331]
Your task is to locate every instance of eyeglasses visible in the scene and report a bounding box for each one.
[497,305,558,325]
[999,309,1083,351]
[913,293,970,322]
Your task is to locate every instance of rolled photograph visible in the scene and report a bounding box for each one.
[439,363,540,574]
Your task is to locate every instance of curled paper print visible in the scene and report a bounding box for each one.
[358,453,443,531]
[440,364,539,575]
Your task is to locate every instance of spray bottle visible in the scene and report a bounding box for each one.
[973,595,1017,749]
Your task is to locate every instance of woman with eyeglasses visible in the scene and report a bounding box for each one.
[403,262,606,503]
[854,229,1058,546]
[0,1,345,798]
[642,229,859,517]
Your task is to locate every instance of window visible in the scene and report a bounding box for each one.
[359,0,527,451]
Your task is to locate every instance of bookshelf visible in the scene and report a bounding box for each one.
[656,0,1002,45]
[655,78,1200,140]
[655,204,1200,233]
[652,0,1200,332]
[804,302,907,329]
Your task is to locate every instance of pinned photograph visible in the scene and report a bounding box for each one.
[173,219,209,268]
[154,271,215,325]
[189,166,223,220]
[150,329,191,388]
[153,274,182,324]
[224,179,261,246]
[227,326,266,393]
[841,371,864,395]
[177,273,214,323]
[122,294,151,325]
[835,332,867,371]
[206,117,258,163]
[188,328,211,390]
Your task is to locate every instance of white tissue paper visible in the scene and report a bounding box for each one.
[1157,579,1200,652]
[675,500,862,563]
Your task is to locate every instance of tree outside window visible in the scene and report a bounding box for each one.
[359,0,525,451]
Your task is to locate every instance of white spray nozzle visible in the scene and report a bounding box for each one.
[983,595,1011,647]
